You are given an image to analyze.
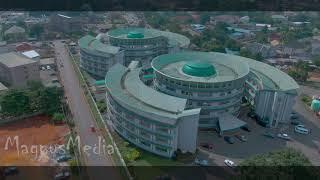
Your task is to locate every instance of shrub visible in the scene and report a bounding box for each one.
[52,112,64,124]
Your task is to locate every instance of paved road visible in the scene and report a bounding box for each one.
[53,41,123,180]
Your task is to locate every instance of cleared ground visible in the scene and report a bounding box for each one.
[0,115,69,166]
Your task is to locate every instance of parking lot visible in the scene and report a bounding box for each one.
[197,103,320,166]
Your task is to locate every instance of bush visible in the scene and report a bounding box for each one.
[301,95,312,105]
[124,148,141,163]
[52,112,64,124]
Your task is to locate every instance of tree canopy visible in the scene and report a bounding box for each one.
[0,81,63,117]
[239,148,317,179]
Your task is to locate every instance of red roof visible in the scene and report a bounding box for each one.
[15,43,33,52]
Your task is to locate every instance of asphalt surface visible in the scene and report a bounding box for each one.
[53,41,123,180]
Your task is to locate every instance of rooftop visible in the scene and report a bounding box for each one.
[152,52,250,83]
[229,53,299,91]
[0,82,8,91]
[4,25,25,35]
[107,27,190,48]
[0,52,37,68]
[40,58,55,65]
[182,62,217,77]
[79,35,120,55]
[22,50,40,59]
[127,31,144,38]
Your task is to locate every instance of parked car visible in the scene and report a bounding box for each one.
[235,135,247,142]
[224,136,235,144]
[277,133,291,141]
[290,114,298,119]
[263,132,275,139]
[291,119,302,126]
[56,155,72,162]
[194,158,208,166]
[294,125,310,135]
[46,65,51,70]
[224,159,235,167]
[41,66,46,70]
[3,166,18,176]
[54,171,70,180]
[200,143,213,150]
[241,126,251,132]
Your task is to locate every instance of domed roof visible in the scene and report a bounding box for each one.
[127,31,144,38]
[182,62,216,77]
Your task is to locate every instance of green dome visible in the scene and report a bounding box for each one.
[311,99,320,111]
[182,62,216,77]
[127,31,144,38]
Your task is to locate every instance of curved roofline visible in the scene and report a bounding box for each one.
[235,54,299,91]
[105,64,198,124]
[79,35,120,55]
[151,51,250,83]
[107,27,190,48]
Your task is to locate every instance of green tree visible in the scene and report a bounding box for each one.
[124,148,141,163]
[28,24,44,38]
[0,90,30,116]
[39,87,63,115]
[239,148,316,179]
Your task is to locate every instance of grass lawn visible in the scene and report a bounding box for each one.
[113,131,188,180]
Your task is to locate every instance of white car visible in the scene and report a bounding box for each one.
[294,125,310,134]
[277,133,291,140]
[224,159,235,167]
[194,158,208,166]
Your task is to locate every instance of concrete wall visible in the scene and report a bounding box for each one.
[255,90,296,127]
[0,60,39,88]
[177,108,200,153]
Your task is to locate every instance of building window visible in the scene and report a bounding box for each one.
[155,146,168,153]
[156,126,169,134]
[155,136,168,144]
[140,140,151,147]
[140,130,151,139]
[140,120,151,129]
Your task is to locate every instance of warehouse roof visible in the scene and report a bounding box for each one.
[106,64,195,124]
[0,52,36,67]
[79,35,120,55]
[107,27,190,48]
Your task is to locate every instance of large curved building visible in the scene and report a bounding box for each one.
[107,28,190,67]
[151,52,250,128]
[79,28,190,78]
[105,51,299,157]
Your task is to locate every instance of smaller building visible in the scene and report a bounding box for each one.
[0,52,40,88]
[4,25,26,42]
[15,42,33,52]
[79,35,124,78]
